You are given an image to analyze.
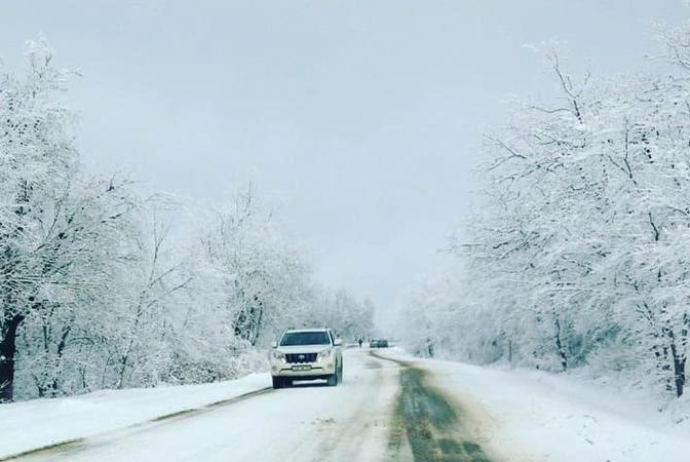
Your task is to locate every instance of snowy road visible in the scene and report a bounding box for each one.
[9,349,492,462]
[4,348,690,462]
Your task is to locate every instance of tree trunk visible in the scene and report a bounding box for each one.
[670,342,686,398]
[250,297,264,346]
[554,318,568,372]
[426,336,435,358]
[661,325,686,397]
[0,314,25,402]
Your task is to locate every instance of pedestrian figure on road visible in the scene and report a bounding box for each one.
[358,338,363,348]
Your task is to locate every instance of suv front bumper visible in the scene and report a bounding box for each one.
[271,360,336,378]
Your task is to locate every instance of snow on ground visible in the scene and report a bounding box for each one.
[5,348,399,462]
[382,348,690,462]
[3,346,689,462]
[0,372,270,460]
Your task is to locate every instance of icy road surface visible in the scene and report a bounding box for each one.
[6,348,689,462]
[8,349,492,462]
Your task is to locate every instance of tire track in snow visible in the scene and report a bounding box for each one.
[373,352,493,462]
[308,352,399,462]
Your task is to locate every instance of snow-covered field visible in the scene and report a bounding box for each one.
[1,348,688,462]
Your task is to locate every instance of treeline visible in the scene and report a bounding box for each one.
[0,42,373,402]
[400,23,690,398]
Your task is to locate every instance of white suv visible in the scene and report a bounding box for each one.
[269,328,343,389]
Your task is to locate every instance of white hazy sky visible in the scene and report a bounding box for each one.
[1,1,686,314]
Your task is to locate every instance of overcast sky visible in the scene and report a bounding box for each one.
[1,1,687,317]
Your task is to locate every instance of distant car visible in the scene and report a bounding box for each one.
[369,339,389,348]
[269,328,343,389]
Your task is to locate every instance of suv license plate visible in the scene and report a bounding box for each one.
[292,365,311,371]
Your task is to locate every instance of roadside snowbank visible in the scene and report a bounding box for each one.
[384,349,690,462]
[0,373,270,460]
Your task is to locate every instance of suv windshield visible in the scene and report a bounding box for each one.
[280,331,331,346]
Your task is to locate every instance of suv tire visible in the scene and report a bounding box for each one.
[272,376,284,389]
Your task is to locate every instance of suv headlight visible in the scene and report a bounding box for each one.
[272,350,286,361]
[317,348,332,361]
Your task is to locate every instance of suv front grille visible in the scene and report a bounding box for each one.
[285,353,317,363]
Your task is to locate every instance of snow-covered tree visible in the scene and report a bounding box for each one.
[0,41,376,403]
[0,41,140,401]
[401,34,690,398]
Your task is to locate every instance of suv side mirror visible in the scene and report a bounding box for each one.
[271,341,278,349]
[333,338,343,347]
